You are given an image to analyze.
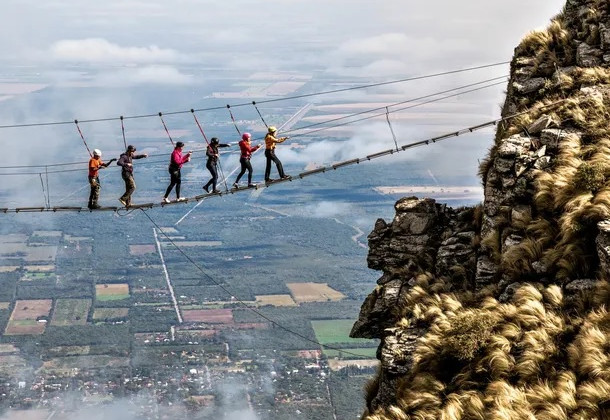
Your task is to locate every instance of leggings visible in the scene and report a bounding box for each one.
[164,168,181,198]
[203,160,218,191]
[235,157,253,184]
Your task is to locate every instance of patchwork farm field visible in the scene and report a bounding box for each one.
[95,284,130,301]
[311,319,372,345]
[287,282,345,303]
[51,299,91,326]
[255,294,297,307]
[93,308,129,320]
[182,309,234,323]
[5,299,52,335]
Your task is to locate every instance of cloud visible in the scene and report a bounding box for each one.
[49,38,180,64]
[95,65,193,86]
[300,201,354,218]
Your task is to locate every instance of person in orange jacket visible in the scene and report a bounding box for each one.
[264,126,289,182]
[88,149,115,209]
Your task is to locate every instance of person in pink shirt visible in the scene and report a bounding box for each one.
[163,141,192,203]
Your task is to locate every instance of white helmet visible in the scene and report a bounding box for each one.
[93,149,102,157]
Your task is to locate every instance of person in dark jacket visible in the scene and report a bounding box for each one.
[203,137,230,193]
[163,141,192,203]
[117,145,147,207]
[233,132,260,188]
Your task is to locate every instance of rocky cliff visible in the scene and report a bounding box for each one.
[352,0,610,418]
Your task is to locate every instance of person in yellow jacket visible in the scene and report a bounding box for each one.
[264,126,290,182]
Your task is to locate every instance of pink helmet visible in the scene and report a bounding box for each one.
[242,133,251,141]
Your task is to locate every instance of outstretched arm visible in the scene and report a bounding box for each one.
[102,158,117,168]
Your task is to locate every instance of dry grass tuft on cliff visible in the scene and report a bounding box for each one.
[366,281,610,419]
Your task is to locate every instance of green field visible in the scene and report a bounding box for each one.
[96,294,130,302]
[323,348,377,358]
[311,319,373,345]
[93,308,129,320]
[51,299,91,326]
[21,272,56,282]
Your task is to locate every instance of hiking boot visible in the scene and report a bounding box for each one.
[118,198,127,206]
[176,197,186,202]
[203,185,209,193]
[232,183,239,189]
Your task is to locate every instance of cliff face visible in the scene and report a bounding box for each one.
[352,1,610,418]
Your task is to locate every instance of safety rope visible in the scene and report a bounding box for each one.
[386,107,399,151]
[252,101,269,128]
[140,208,371,357]
[0,99,565,214]
[0,76,507,172]
[120,116,128,149]
[45,166,50,208]
[226,105,242,137]
[0,78,508,178]
[191,110,210,145]
[39,173,49,209]
[74,120,93,157]
[158,112,175,146]
[0,61,510,130]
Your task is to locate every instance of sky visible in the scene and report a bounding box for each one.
[0,0,568,204]
[1,0,566,80]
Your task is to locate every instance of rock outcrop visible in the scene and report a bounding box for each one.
[353,1,610,418]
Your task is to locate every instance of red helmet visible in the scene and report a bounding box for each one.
[242,133,251,141]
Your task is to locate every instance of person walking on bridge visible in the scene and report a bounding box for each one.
[264,126,289,182]
[203,137,230,193]
[163,141,192,203]
[233,132,260,188]
[117,145,148,207]
[88,149,115,210]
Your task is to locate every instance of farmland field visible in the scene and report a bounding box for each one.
[96,284,130,301]
[311,319,372,346]
[182,308,234,323]
[129,244,156,255]
[255,294,297,307]
[287,282,345,303]
[324,348,378,359]
[51,299,91,326]
[93,308,129,320]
